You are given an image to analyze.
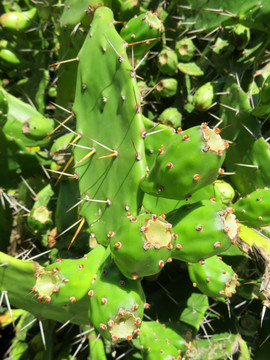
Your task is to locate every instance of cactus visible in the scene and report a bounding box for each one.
[168,201,239,263]
[140,123,228,200]
[187,255,239,299]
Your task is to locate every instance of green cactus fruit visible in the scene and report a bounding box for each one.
[233,187,270,227]
[168,201,239,263]
[155,78,178,98]
[72,7,146,245]
[213,180,235,206]
[120,11,164,57]
[0,250,102,325]
[157,48,178,76]
[89,248,145,342]
[193,82,216,112]
[110,213,175,279]
[175,38,196,62]
[27,184,54,235]
[0,88,8,128]
[158,107,182,128]
[21,116,55,141]
[177,61,204,76]
[143,116,176,168]
[33,245,105,305]
[229,24,250,50]
[140,123,228,200]
[138,320,187,359]
[0,8,37,32]
[188,255,239,299]
[0,47,22,67]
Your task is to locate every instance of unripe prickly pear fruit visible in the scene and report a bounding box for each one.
[193,82,215,112]
[27,184,54,235]
[175,38,196,62]
[213,180,235,206]
[140,123,229,200]
[188,255,239,299]
[168,201,239,263]
[158,107,182,128]
[155,78,178,98]
[0,8,37,33]
[110,213,175,279]
[233,187,270,227]
[22,116,55,140]
[120,11,164,57]
[157,48,178,76]
[89,248,145,342]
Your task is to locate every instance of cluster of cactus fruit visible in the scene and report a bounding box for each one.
[2,0,270,359]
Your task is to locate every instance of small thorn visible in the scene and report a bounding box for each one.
[49,57,79,68]
[49,101,73,114]
[74,327,95,338]
[134,51,150,71]
[44,113,73,139]
[53,118,79,136]
[68,217,86,250]
[19,318,37,332]
[38,319,47,350]
[57,318,75,332]
[131,138,141,161]
[219,103,239,115]
[105,36,124,62]
[26,249,54,261]
[55,155,74,185]
[45,168,78,179]
[235,163,259,169]
[241,123,257,139]
[96,151,118,160]
[261,304,267,327]
[86,136,116,153]
[71,335,87,360]
[56,217,84,239]
[127,37,162,47]
[20,176,38,199]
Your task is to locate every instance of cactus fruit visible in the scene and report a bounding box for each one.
[233,187,270,227]
[188,255,239,299]
[157,48,178,76]
[140,123,228,200]
[175,38,196,62]
[168,201,239,263]
[110,213,175,279]
[89,248,145,342]
[193,82,216,112]
[155,78,178,98]
[0,8,37,32]
[158,107,182,128]
[120,11,164,57]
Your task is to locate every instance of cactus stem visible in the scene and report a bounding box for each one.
[68,217,86,250]
[49,57,79,68]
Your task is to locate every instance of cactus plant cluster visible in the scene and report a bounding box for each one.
[2,0,270,359]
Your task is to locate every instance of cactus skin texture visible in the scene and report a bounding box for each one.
[110,213,175,279]
[233,187,270,227]
[167,201,239,263]
[88,248,145,342]
[188,255,239,299]
[72,6,146,246]
[138,320,188,359]
[140,123,228,200]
